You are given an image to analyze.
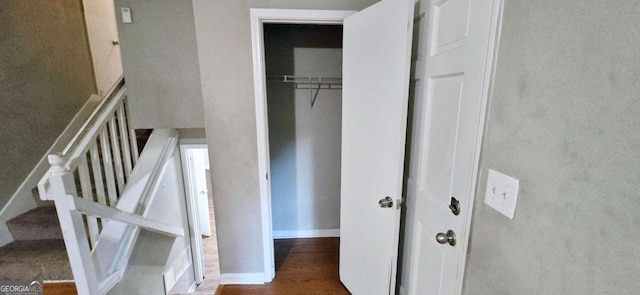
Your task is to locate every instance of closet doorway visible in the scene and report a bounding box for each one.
[263,23,344,277]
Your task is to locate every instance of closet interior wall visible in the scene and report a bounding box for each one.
[264,24,343,237]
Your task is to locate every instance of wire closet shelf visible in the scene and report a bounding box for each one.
[267,75,342,107]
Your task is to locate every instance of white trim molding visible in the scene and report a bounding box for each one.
[249,8,356,284]
[454,0,505,293]
[187,281,197,293]
[219,272,265,285]
[273,229,340,239]
[179,143,209,286]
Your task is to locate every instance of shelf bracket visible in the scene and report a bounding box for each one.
[311,83,322,107]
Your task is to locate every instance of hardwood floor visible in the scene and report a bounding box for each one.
[43,282,77,295]
[217,238,350,295]
[39,238,345,295]
[194,170,221,293]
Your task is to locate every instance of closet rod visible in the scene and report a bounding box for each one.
[267,75,342,85]
[267,75,342,108]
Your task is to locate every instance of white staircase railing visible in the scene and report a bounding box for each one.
[37,78,184,295]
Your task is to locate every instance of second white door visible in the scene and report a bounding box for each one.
[408,0,501,294]
[188,148,211,237]
[83,0,123,97]
[340,0,414,294]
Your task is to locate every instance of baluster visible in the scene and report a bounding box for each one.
[77,155,99,248]
[89,142,107,206]
[100,129,118,207]
[124,98,139,165]
[117,102,133,179]
[129,127,139,164]
[109,117,125,193]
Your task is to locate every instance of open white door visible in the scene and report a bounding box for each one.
[407,0,501,294]
[180,144,207,284]
[82,0,123,97]
[188,149,211,237]
[340,0,414,294]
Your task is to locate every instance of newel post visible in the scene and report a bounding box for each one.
[46,153,75,201]
[48,153,100,294]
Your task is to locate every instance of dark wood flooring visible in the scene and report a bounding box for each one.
[217,238,350,295]
[43,282,77,295]
[194,169,221,293]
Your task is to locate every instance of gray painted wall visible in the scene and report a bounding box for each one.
[178,128,206,142]
[0,0,96,208]
[265,25,343,235]
[463,1,640,294]
[110,148,195,294]
[114,0,204,129]
[192,0,378,275]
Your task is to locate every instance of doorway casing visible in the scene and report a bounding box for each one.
[250,8,356,282]
[179,143,208,285]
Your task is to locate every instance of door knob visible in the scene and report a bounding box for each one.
[378,196,393,208]
[435,230,457,246]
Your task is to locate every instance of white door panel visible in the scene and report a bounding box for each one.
[407,0,501,294]
[340,0,414,294]
[421,75,464,204]
[83,0,123,97]
[190,149,211,237]
[431,0,471,55]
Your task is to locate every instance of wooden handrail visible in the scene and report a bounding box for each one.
[37,77,137,202]
[61,76,125,157]
[48,86,125,172]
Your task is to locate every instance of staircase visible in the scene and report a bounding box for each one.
[0,193,71,281]
[0,132,154,282]
[0,79,184,295]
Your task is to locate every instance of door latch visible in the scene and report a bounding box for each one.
[378,196,393,208]
[449,197,460,216]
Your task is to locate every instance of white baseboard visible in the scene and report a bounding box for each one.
[219,272,265,285]
[187,281,197,292]
[273,229,340,239]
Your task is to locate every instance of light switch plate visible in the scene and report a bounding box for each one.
[484,169,519,219]
[121,7,132,24]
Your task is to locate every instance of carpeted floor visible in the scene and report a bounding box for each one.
[0,204,72,281]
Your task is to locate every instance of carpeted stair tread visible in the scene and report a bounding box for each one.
[6,206,63,241]
[0,239,72,281]
[32,187,55,207]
